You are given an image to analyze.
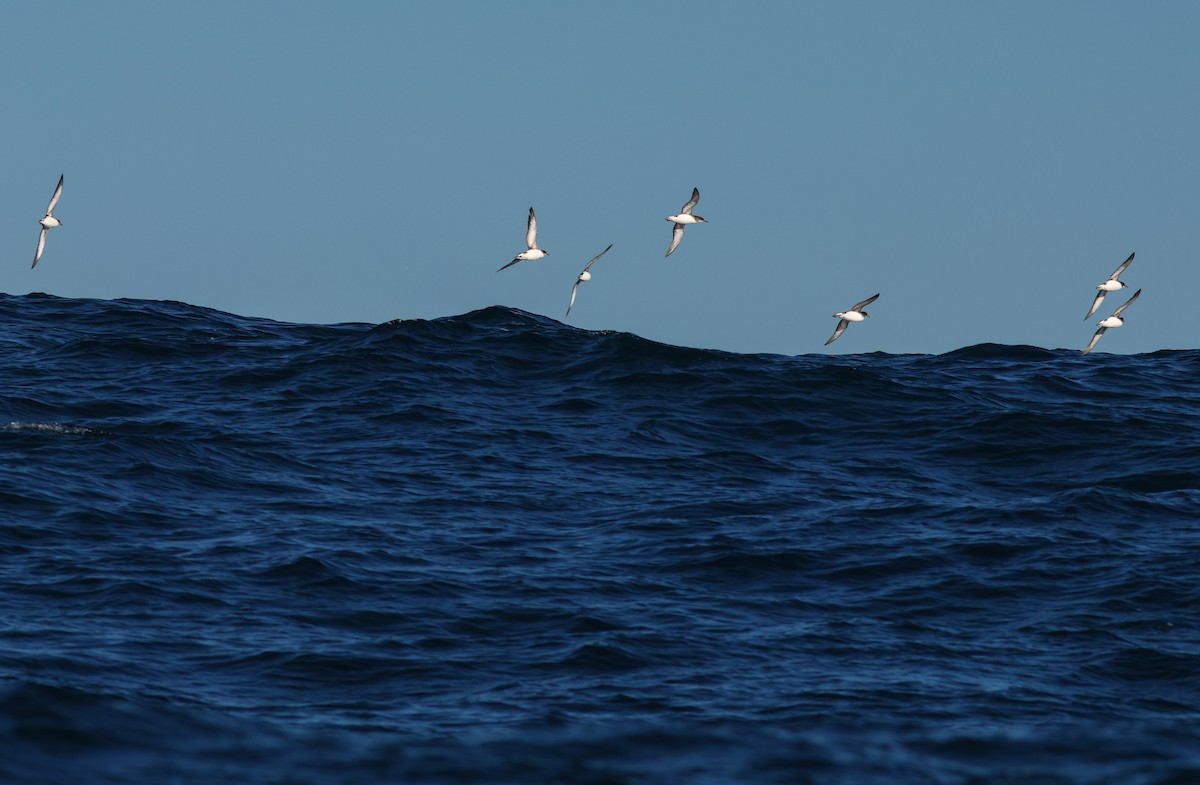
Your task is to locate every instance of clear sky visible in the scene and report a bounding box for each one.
[3,1,1197,355]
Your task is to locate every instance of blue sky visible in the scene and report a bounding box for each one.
[3,2,1196,355]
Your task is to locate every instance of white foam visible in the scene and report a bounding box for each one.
[4,422,105,436]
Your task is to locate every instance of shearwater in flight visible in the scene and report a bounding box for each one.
[566,244,613,316]
[498,207,548,272]
[1082,288,1141,355]
[665,187,706,258]
[32,174,64,269]
[825,293,880,346]
[1084,252,1135,320]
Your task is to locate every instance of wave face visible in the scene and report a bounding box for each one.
[2,294,1199,784]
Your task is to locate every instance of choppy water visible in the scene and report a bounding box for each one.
[2,293,1198,784]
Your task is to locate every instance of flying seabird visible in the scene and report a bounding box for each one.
[825,293,880,346]
[32,174,64,269]
[665,187,706,257]
[565,243,613,317]
[1082,288,1141,355]
[498,207,548,272]
[1084,252,1135,320]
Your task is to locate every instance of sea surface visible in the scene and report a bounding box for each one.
[1,292,1198,784]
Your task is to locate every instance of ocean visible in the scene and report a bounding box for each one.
[2,292,1198,784]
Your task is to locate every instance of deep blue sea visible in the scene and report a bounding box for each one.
[2,292,1198,784]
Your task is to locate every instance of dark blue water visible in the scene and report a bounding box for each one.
[2,293,1198,784]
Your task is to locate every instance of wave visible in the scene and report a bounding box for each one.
[3,294,1200,784]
